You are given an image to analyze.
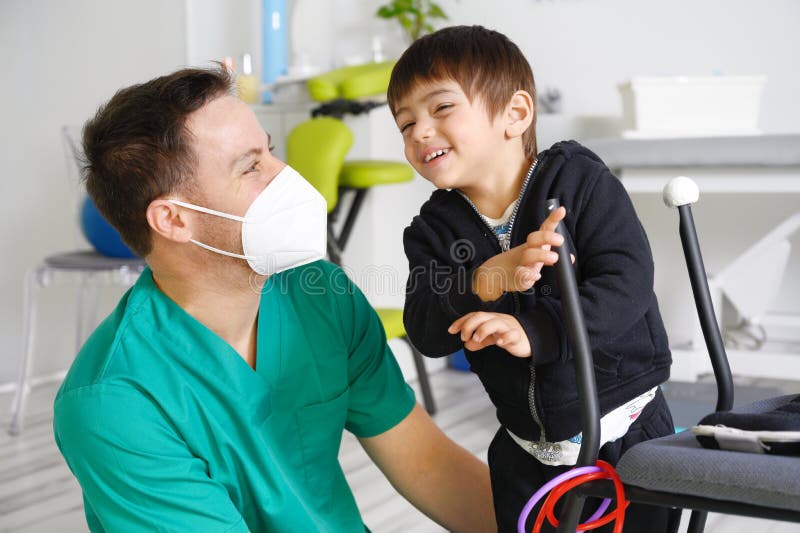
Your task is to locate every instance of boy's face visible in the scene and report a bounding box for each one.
[392,79,508,191]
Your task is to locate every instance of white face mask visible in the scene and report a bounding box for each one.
[168,165,327,276]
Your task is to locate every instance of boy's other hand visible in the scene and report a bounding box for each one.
[473,206,567,301]
[448,312,531,358]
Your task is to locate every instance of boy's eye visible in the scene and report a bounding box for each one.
[399,122,415,134]
[434,103,453,113]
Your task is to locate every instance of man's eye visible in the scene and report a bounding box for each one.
[268,144,275,153]
[246,161,260,173]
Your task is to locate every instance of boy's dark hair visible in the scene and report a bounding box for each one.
[388,25,537,158]
[81,64,235,257]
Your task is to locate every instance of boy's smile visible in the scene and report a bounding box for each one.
[392,79,532,215]
[423,147,450,164]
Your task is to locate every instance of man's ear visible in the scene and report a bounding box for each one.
[146,199,193,243]
[505,90,534,140]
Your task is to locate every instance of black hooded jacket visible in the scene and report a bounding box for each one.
[403,140,671,442]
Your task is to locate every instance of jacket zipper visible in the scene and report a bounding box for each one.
[457,159,547,441]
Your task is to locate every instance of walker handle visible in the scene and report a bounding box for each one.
[546,198,601,533]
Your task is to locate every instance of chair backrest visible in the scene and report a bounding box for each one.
[286,117,354,213]
[306,60,395,102]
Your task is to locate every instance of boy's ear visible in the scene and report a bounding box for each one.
[504,90,534,140]
[146,199,194,244]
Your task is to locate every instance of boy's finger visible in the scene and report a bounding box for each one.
[448,312,475,333]
[514,266,541,291]
[497,329,520,346]
[520,248,559,267]
[456,312,495,341]
[526,230,563,249]
[464,335,498,352]
[540,206,566,232]
[472,319,507,343]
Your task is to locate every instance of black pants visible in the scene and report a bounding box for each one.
[488,388,682,533]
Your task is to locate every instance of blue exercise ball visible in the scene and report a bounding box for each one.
[80,197,138,258]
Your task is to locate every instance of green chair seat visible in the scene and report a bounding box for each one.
[307,61,396,102]
[339,161,414,189]
[376,308,406,340]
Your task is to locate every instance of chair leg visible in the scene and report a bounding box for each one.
[337,188,368,252]
[75,272,87,354]
[83,273,100,347]
[9,266,43,435]
[687,510,708,533]
[327,224,343,266]
[403,337,436,415]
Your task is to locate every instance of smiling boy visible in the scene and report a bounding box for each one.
[388,25,680,532]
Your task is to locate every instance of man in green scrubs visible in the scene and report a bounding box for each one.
[53,65,495,532]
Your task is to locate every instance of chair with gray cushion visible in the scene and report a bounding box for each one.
[615,394,800,521]
[551,177,800,532]
[7,128,146,435]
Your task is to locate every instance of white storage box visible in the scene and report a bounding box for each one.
[619,76,766,138]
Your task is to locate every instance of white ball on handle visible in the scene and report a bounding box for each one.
[663,176,700,208]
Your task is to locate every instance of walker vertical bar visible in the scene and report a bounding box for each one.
[546,199,601,533]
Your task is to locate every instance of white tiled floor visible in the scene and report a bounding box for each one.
[1,371,798,532]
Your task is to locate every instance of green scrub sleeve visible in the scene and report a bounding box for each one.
[53,384,249,533]
[334,268,416,438]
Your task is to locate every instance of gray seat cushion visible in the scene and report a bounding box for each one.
[617,395,800,512]
[44,250,145,271]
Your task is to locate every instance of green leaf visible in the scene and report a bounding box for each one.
[427,4,448,19]
[375,0,450,41]
[376,6,397,18]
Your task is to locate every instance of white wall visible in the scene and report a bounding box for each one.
[0,0,186,384]
[291,0,800,132]
[2,0,799,384]
[438,0,800,133]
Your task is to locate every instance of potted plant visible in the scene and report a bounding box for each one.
[375,0,449,43]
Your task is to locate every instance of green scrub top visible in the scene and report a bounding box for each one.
[53,261,415,532]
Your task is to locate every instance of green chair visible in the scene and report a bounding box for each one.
[331,159,414,265]
[306,61,396,102]
[286,116,353,263]
[286,118,436,415]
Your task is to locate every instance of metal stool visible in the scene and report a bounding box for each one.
[8,251,145,435]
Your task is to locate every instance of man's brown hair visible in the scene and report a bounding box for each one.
[387,25,537,158]
[81,64,235,257]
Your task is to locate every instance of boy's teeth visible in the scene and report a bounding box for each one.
[424,149,448,163]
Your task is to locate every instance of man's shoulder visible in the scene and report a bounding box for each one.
[56,277,161,398]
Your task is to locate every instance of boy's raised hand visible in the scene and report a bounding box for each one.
[448,312,531,358]
[473,206,567,301]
